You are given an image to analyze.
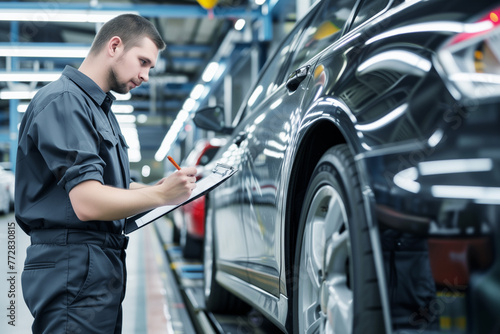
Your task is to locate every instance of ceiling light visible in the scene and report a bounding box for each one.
[116,115,136,123]
[202,62,219,82]
[137,114,148,124]
[0,72,60,82]
[141,165,151,178]
[0,44,89,58]
[190,84,205,100]
[111,104,134,113]
[111,92,131,101]
[234,18,246,31]
[120,124,141,162]
[182,98,197,112]
[17,103,29,112]
[0,10,133,23]
[155,109,190,161]
[0,89,37,100]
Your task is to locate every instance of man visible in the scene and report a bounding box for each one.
[15,14,197,333]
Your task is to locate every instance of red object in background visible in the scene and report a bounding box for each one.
[183,196,206,238]
[172,138,225,259]
[428,237,493,287]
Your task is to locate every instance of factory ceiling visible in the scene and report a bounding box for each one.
[0,0,293,174]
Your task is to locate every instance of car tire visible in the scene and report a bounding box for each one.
[203,204,250,314]
[293,144,385,333]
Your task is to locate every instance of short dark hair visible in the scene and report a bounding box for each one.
[89,14,166,55]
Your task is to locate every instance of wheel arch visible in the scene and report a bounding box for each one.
[283,117,390,333]
[284,119,347,293]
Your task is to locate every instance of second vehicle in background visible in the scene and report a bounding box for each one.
[172,138,226,259]
[0,164,14,214]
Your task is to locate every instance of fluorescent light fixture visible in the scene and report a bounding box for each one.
[115,114,136,123]
[18,102,135,114]
[155,121,181,161]
[155,109,190,161]
[234,18,246,31]
[111,104,134,113]
[190,84,205,100]
[141,165,151,178]
[0,72,61,82]
[255,0,266,6]
[0,10,134,23]
[213,62,226,82]
[0,44,89,58]
[137,114,148,124]
[119,123,141,162]
[111,92,131,101]
[182,98,196,112]
[0,89,37,100]
[17,103,29,112]
[176,109,190,122]
[202,62,219,82]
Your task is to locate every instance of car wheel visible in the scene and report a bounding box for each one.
[293,144,384,333]
[203,204,249,314]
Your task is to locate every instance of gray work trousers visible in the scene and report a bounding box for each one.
[22,229,129,334]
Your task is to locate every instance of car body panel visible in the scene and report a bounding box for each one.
[199,0,500,332]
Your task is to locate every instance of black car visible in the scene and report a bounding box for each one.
[193,0,500,333]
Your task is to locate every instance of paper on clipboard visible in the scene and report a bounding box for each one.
[124,163,237,234]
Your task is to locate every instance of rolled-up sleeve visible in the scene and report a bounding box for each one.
[28,92,105,193]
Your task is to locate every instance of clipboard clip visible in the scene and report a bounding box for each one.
[212,163,233,177]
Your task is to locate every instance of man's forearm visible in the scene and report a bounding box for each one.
[69,180,163,221]
[69,167,197,222]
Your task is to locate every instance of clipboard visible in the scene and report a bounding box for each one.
[124,163,237,234]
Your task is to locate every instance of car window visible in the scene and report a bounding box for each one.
[350,0,391,30]
[286,0,358,74]
[241,4,320,120]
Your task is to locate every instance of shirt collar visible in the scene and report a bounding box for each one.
[61,65,116,113]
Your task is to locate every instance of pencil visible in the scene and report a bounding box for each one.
[167,155,181,170]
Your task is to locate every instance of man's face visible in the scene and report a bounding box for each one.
[108,37,159,94]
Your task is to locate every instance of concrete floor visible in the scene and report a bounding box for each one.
[0,212,193,334]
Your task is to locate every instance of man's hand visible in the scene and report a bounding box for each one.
[69,166,197,221]
[155,167,197,205]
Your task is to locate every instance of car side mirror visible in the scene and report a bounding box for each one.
[193,106,233,135]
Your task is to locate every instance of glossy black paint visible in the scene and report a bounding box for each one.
[194,0,500,332]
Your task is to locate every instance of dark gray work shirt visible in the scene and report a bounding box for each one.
[15,65,131,235]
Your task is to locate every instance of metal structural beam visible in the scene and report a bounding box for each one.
[0,2,262,20]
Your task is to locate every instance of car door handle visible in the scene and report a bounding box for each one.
[286,65,310,92]
[234,131,247,146]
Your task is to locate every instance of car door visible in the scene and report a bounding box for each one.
[237,0,360,296]
[208,6,321,294]
[209,14,315,284]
